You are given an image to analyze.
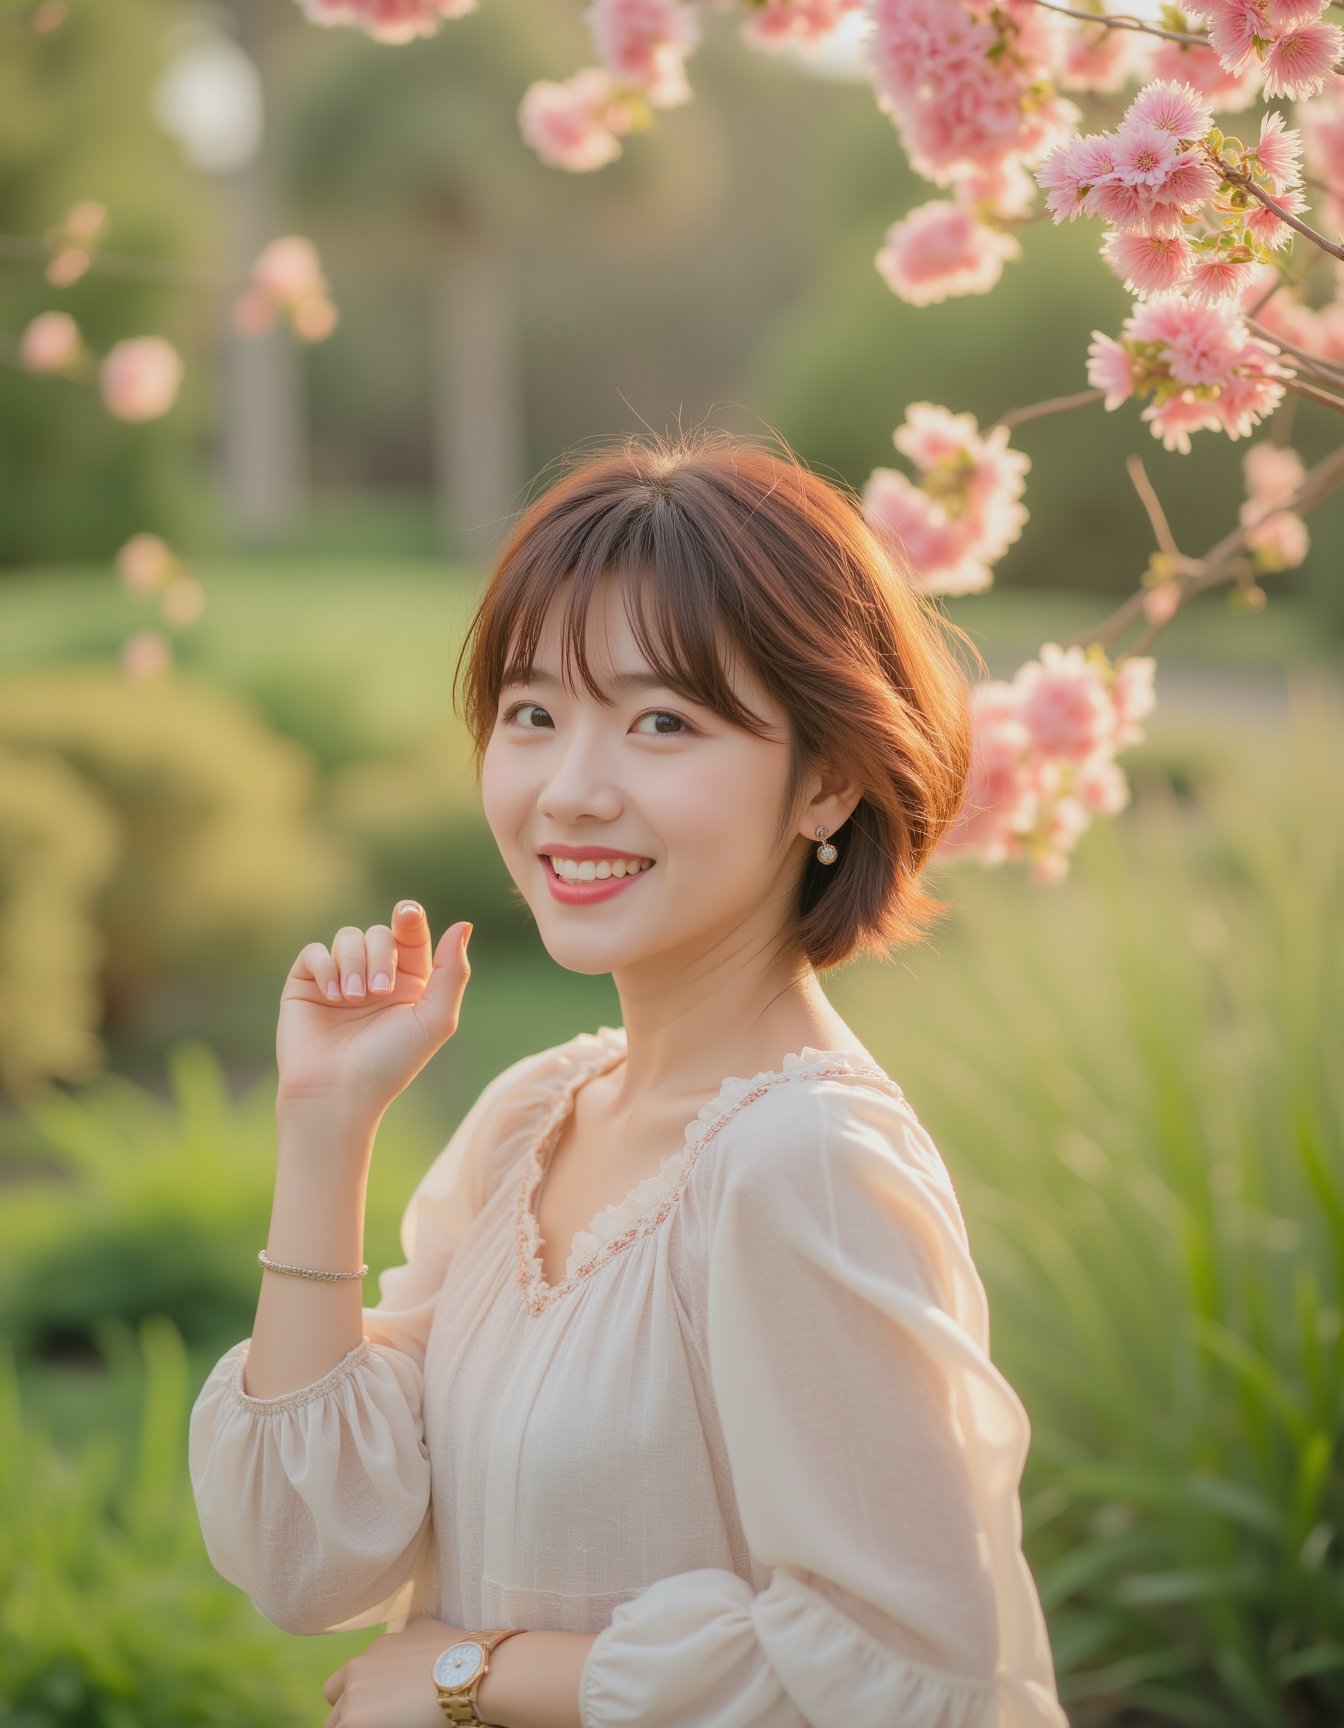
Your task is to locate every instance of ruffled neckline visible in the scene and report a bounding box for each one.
[514,1023,902,1315]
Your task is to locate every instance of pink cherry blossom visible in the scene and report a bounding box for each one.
[1238,440,1310,567]
[299,0,476,43]
[519,70,629,171]
[875,200,1022,305]
[1184,252,1257,304]
[1144,40,1261,112]
[863,471,991,594]
[1100,230,1195,296]
[1251,109,1305,189]
[741,0,862,50]
[99,337,183,422]
[1036,132,1117,222]
[1087,331,1139,406]
[584,0,700,107]
[1124,78,1215,141]
[1014,642,1118,762]
[1262,20,1344,98]
[162,575,206,626]
[934,682,1036,862]
[116,533,178,597]
[18,310,81,373]
[1201,0,1264,73]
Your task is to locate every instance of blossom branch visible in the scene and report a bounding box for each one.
[1201,148,1344,263]
[1021,0,1209,46]
[988,387,1106,432]
[1063,441,1344,657]
[1249,320,1344,389]
[1282,375,1344,413]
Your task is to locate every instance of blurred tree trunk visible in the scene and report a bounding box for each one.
[430,224,526,568]
[221,0,305,540]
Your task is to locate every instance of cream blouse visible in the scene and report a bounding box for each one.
[189,1024,1068,1727]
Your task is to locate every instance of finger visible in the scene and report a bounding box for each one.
[330,925,368,1000]
[322,1664,345,1705]
[414,920,473,1041]
[363,923,397,994]
[296,942,342,1002]
[391,900,431,981]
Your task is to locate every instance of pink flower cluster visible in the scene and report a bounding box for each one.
[936,644,1157,883]
[234,236,338,343]
[862,403,1030,594]
[741,0,864,52]
[865,0,1080,187]
[875,194,1024,307]
[18,310,82,374]
[519,70,637,172]
[585,0,701,107]
[1087,293,1289,450]
[100,337,184,424]
[1037,80,1309,304]
[44,199,106,288]
[1182,0,1343,100]
[1238,440,1311,569]
[519,0,700,169]
[1297,71,1344,234]
[297,0,476,43]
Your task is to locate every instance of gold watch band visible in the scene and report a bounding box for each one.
[435,1628,526,1725]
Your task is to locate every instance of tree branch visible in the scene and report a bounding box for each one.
[987,387,1106,432]
[1201,149,1344,263]
[1020,0,1208,45]
[1061,441,1344,658]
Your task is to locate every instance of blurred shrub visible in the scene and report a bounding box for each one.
[0,0,217,566]
[0,1041,422,1368]
[0,664,363,1089]
[841,675,1344,1726]
[0,1314,368,1727]
[0,743,118,1096]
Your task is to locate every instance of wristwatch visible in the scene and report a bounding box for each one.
[431,1628,526,1724]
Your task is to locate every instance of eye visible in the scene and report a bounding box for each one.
[632,709,694,737]
[500,701,694,737]
[501,700,553,729]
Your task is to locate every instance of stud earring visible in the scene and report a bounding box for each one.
[815,825,838,865]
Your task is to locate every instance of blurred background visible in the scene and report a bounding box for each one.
[1,1,1341,1724]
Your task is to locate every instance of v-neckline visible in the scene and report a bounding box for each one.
[512,1025,894,1317]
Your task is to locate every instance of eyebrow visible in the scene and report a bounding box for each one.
[500,667,685,695]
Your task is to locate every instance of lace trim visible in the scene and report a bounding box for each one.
[515,1024,914,1317]
[227,1338,373,1414]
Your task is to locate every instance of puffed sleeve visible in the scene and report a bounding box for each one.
[189,1046,558,1637]
[578,1080,1069,1728]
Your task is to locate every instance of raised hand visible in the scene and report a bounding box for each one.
[275,901,473,1120]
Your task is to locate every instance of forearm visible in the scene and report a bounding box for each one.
[242,1098,380,1399]
[474,1629,600,1728]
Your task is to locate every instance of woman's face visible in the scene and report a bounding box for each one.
[481,571,811,979]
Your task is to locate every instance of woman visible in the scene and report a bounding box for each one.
[190,427,1069,1728]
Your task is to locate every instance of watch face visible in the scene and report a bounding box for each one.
[433,1642,484,1689]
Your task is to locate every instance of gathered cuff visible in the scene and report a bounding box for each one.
[226,1338,375,1414]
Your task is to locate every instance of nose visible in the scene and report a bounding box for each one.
[535,717,622,825]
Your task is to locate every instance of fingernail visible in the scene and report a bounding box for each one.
[325,980,340,999]
[399,901,421,921]
[461,924,473,953]
[371,972,390,991]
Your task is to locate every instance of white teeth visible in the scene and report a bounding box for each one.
[546,855,651,882]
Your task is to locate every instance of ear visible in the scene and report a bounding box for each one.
[800,760,863,844]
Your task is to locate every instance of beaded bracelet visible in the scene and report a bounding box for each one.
[258,1248,368,1282]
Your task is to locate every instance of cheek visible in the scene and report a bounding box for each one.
[479,742,523,847]
[660,749,784,861]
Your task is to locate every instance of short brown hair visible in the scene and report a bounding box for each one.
[453,426,984,971]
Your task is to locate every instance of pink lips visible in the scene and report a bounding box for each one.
[541,856,655,904]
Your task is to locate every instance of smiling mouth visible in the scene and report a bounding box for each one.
[541,856,656,883]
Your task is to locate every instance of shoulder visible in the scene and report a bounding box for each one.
[702,1065,975,1305]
